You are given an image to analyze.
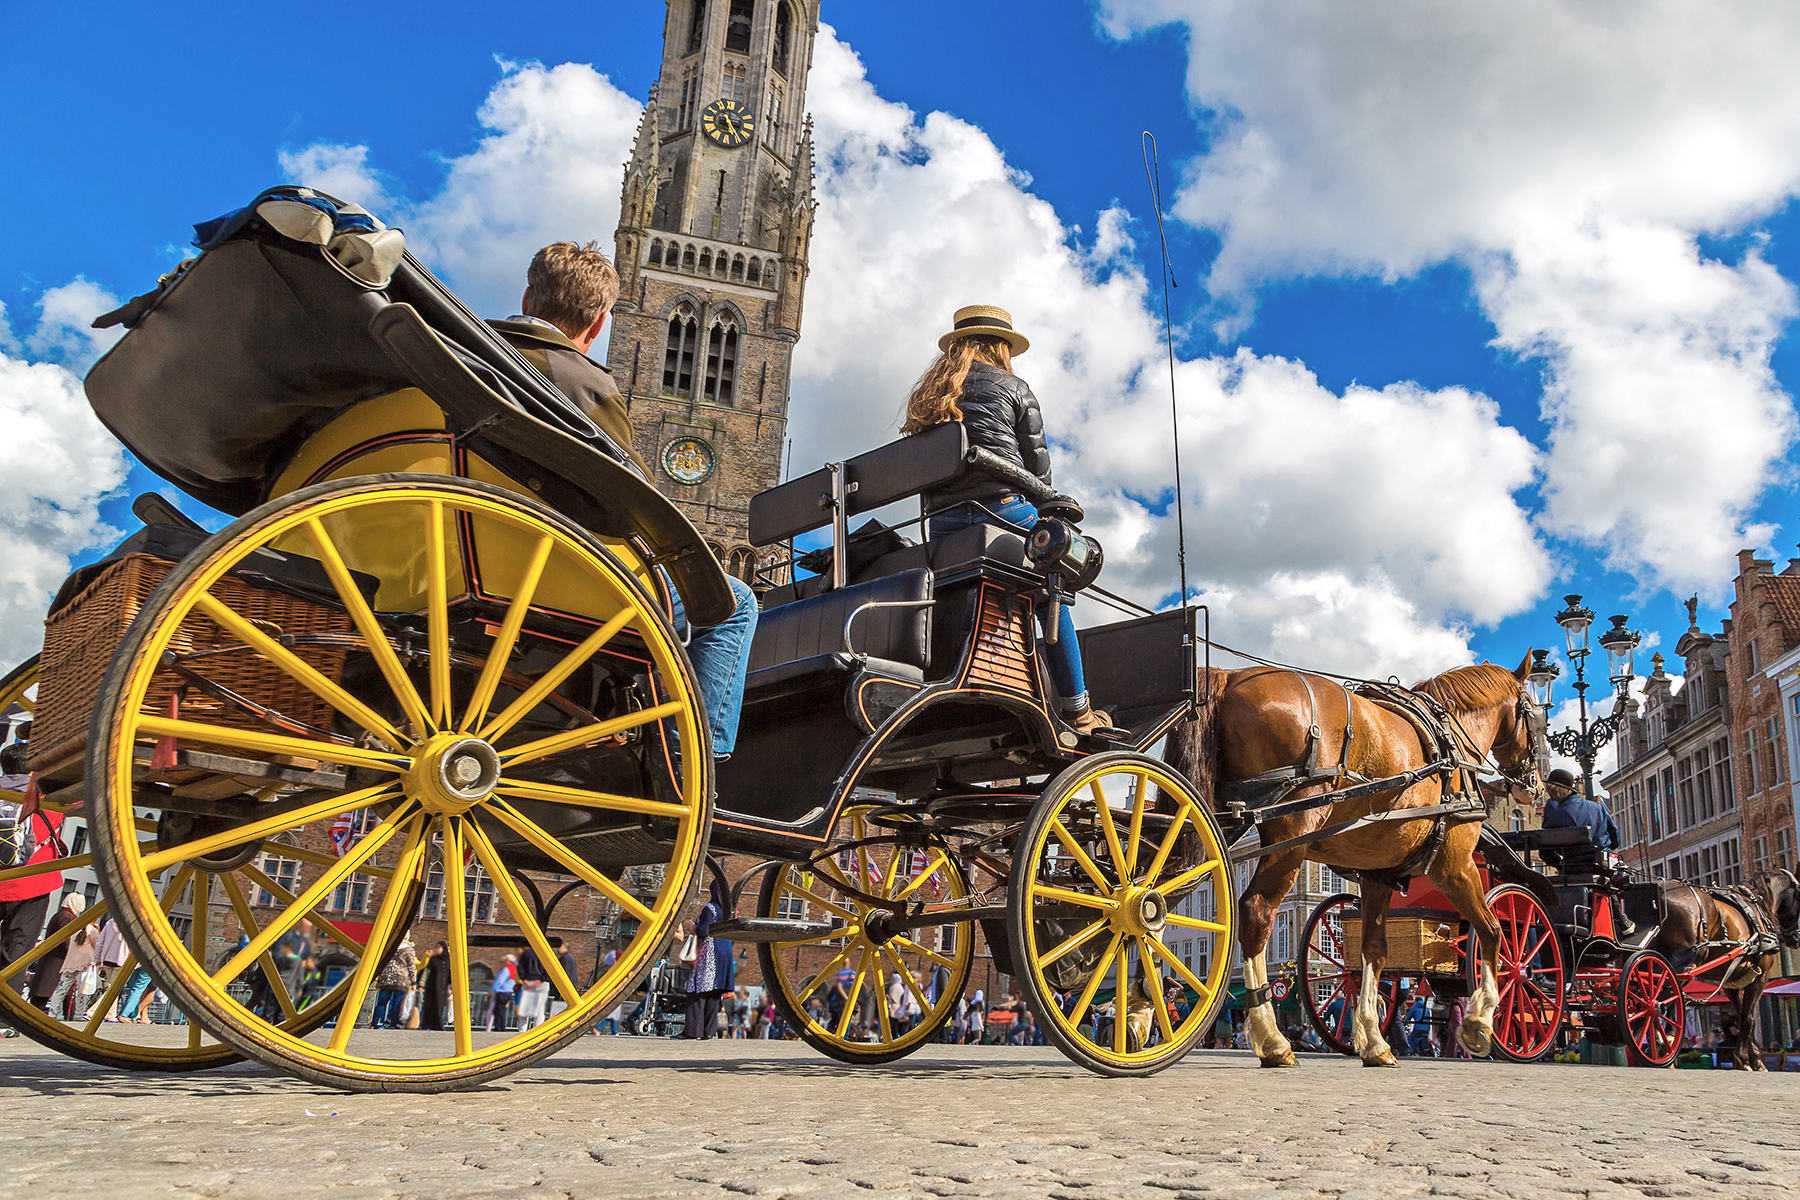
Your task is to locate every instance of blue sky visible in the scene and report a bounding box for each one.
[2,1,1798,729]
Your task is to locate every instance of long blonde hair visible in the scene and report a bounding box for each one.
[901,335,1014,435]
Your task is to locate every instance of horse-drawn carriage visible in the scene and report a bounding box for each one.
[0,187,1237,1089]
[1300,823,1800,1067]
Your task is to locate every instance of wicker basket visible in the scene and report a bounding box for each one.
[30,553,353,773]
[1341,915,1461,975]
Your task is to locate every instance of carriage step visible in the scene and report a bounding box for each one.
[707,917,843,943]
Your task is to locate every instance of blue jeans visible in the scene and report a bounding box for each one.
[667,573,758,756]
[118,966,153,1019]
[931,497,1087,704]
[372,987,406,1028]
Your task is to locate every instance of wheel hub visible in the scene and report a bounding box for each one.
[407,734,502,815]
[1114,884,1168,936]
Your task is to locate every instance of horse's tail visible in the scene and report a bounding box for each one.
[1165,667,1230,812]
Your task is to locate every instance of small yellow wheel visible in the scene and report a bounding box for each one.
[89,476,711,1091]
[1007,751,1235,1076]
[758,807,972,1064]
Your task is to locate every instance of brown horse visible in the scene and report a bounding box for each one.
[1648,869,1800,1069]
[1166,654,1546,1066]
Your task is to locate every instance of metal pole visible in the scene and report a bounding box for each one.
[828,462,850,591]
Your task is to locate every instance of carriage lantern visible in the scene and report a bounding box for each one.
[1597,615,1640,687]
[1555,594,1595,657]
[1526,649,1560,709]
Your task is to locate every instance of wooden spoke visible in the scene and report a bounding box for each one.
[442,817,473,1058]
[478,608,636,743]
[464,819,579,1003]
[0,852,95,886]
[880,844,901,900]
[218,873,298,1023]
[193,591,407,750]
[835,947,870,1039]
[425,499,453,730]
[796,943,856,1004]
[1126,778,1147,878]
[883,945,930,1010]
[278,842,395,881]
[1146,934,1214,1004]
[461,533,555,733]
[1143,937,1177,1045]
[776,880,858,925]
[813,855,859,900]
[1035,916,1110,970]
[498,700,685,768]
[889,935,955,970]
[1028,883,1119,912]
[82,951,138,1035]
[492,777,688,821]
[328,817,430,1054]
[1092,777,1131,883]
[304,516,431,739]
[134,716,409,777]
[485,799,656,924]
[891,849,949,903]
[1114,942,1129,1055]
[188,874,209,1049]
[138,782,402,875]
[1048,817,1114,895]
[210,801,414,986]
[1160,858,1224,897]
[1164,913,1230,933]
[1068,932,1122,1031]
[238,863,368,954]
[1140,794,1195,886]
[873,954,894,1043]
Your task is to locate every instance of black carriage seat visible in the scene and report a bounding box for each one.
[744,568,933,705]
[758,523,1031,608]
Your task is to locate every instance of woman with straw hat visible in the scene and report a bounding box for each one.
[903,305,1108,735]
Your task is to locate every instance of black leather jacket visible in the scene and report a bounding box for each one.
[924,363,1053,516]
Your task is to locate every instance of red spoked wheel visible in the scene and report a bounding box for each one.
[1300,892,1402,1056]
[1620,950,1683,1068]
[1485,884,1565,1062]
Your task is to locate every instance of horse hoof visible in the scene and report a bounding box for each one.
[1258,1050,1298,1068]
[1459,1031,1492,1057]
[1362,1052,1399,1068]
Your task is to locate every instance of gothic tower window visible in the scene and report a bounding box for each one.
[714,252,729,278]
[773,2,792,76]
[746,257,761,285]
[678,65,701,129]
[723,62,747,105]
[686,0,707,56]
[663,305,700,397]
[727,546,756,582]
[703,316,740,404]
[648,239,664,266]
[725,0,754,53]
[731,254,745,280]
[699,248,713,274]
[764,86,783,152]
[681,244,696,271]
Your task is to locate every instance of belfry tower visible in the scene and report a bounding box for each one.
[608,0,820,582]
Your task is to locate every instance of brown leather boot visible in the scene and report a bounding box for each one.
[1066,706,1114,735]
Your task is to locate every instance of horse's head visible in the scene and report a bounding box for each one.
[1497,651,1548,807]
[1756,869,1800,948]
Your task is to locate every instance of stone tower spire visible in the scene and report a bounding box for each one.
[606,0,823,583]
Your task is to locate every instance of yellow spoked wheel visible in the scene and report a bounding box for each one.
[758,807,972,1064]
[88,476,710,1091]
[1007,751,1234,1076]
[0,656,241,1069]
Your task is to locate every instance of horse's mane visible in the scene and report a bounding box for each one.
[1412,662,1519,713]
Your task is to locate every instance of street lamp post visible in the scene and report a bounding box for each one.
[1536,595,1640,803]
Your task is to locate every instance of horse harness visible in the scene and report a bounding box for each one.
[1703,884,1783,986]
[1218,673,1530,886]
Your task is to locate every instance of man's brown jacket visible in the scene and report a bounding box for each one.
[487,317,650,477]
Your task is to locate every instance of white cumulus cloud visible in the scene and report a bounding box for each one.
[1098,0,1800,596]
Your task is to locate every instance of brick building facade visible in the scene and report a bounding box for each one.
[1725,549,1800,878]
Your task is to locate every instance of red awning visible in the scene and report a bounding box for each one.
[1763,978,1800,997]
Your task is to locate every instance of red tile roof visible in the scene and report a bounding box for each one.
[1759,574,1800,654]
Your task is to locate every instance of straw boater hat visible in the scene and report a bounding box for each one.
[938,304,1030,356]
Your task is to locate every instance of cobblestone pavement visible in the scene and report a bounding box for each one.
[0,1031,1796,1198]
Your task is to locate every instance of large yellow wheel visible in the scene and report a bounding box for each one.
[88,476,710,1091]
[0,656,241,1069]
[758,807,973,1063]
[1007,751,1234,1076]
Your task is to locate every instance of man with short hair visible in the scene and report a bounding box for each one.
[490,242,758,759]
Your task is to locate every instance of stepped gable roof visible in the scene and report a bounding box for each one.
[1765,574,1800,653]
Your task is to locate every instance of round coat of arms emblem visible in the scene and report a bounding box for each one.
[662,437,714,485]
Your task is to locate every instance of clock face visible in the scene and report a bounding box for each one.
[701,99,756,148]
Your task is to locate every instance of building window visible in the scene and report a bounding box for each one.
[1714,738,1735,813]
[703,317,739,404]
[663,305,700,397]
[465,869,496,924]
[1754,834,1770,871]
[1661,767,1676,834]
[1273,911,1291,963]
[1748,638,1760,672]
[725,0,753,52]
[722,61,747,105]
[1746,729,1760,794]
[1767,717,1785,784]
[69,825,88,857]
[419,867,444,920]
[1695,747,1715,821]
[1722,837,1742,885]
[1776,828,1793,873]
[730,254,745,280]
[1677,758,1696,829]
[329,874,373,914]
[698,248,712,274]
[747,257,762,285]
[686,0,707,55]
[681,244,696,272]
[649,240,664,266]
[764,86,783,151]
[1647,774,1662,841]
[1628,784,1644,846]
[679,66,701,130]
[773,1,792,75]
[255,852,303,906]
[775,892,804,919]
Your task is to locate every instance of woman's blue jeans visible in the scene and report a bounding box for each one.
[930,497,1087,704]
[117,966,153,1020]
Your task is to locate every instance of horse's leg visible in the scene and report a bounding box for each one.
[1739,978,1766,1070]
[1426,827,1500,1057]
[1239,851,1305,1067]
[1352,884,1397,1066]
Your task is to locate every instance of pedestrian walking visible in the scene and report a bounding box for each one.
[420,941,449,1031]
[550,944,579,1019]
[515,947,550,1031]
[46,897,96,1020]
[32,893,84,1014]
[372,934,416,1029]
[683,879,734,1039]
[487,954,518,1031]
